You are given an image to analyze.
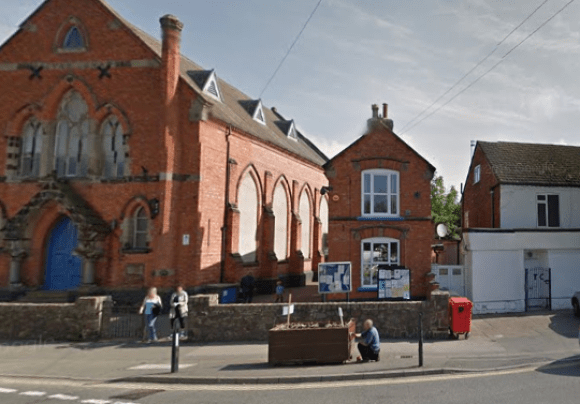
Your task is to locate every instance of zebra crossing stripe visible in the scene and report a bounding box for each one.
[49,393,80,400]
[0,387,17,393]
[20,390,46,396]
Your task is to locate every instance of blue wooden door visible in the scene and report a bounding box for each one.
[44,217,82,290]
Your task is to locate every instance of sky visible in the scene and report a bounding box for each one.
[1,0,580,192]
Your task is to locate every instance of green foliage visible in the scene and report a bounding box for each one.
[431,175,461,238]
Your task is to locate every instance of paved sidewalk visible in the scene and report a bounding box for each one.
[0,310,578,384]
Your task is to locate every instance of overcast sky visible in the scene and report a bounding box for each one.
[2,0,580,192]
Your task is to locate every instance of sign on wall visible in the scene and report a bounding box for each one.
[318,262,352,294]
[377,266,411,300]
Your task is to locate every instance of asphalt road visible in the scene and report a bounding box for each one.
[0,358,579,404]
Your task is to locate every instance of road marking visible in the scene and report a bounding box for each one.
[128,364,195,370]
[81,400,111,404]
[20,390,47,396]
[49,393,80,400]
[0,387,17,393]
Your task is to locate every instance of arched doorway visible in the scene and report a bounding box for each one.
[44,216,82,290]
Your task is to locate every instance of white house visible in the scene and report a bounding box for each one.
[462,141,580,314]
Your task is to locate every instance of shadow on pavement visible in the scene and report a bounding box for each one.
[548,312,580,339]
[536,355,580,377]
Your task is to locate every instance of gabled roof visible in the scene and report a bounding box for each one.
[477,141,580,187]
[3,0,328,167]
[96,0,329,166]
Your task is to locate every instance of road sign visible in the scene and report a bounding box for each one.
[318,262,352,294]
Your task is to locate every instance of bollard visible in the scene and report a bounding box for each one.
[171,323,179,373]
[418,312,424,367]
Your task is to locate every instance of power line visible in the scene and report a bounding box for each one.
[399,0,550,134]
[401,0,576,135]
[259,0,323,98]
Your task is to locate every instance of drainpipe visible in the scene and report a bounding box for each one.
[490,188,495,228]
[220,126,232,283]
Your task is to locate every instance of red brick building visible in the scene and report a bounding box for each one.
[324,104,436,299]
[0,0,328,293]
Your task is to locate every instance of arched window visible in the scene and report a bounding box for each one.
[319,197,329,257]
[238,173,259,262]
[102,116,125,178]
[299,190,311,259]
[273,183,288,260]
[361,237,400,287]
[55,91,89,177]
[132,207,148,249]
[63,26,84,49]
[20,120,43,177]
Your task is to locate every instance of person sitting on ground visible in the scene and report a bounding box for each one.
[354,319,380,362]
[274,280,285,303]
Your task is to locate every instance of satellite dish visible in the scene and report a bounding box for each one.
[436,223,449,238]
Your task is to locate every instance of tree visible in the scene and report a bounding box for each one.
[431,175,461,238]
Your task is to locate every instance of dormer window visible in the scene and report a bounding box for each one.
[63,26,84,49]
[252,100,266,125]
[286,120,298,141]
[202,70,221,101]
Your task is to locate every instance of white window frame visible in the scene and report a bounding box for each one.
[536,194,560,228]
[473,165,481,184]
[20,120,43,177]
[361,169,400,217]
[132,207,148,249]
[361,237,400,288]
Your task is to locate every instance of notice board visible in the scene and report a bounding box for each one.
[318,262,352,294]
[377,266,410,300]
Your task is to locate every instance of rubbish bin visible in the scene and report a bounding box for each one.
[449,297,472,339]
[220,286,238,304]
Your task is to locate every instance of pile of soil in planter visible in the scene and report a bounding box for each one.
[271,322,347,330]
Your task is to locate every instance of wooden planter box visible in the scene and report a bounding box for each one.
[268,320,356,365]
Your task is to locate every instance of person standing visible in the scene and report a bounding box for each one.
[354,319,380,362]
[138,287,162,343]
[169,285,188,338]
[240,270,256,303]
[274,280,285,303]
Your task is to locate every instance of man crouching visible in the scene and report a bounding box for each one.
[354,319,380,362]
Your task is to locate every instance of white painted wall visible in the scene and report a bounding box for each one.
[238,173,258,262]
[464,231,580,313]
[319,197,329,255]
[500,185,580,228]
[273,184,288,260]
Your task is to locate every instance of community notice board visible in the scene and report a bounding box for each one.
[318,262,352,294]
[378,266,411,300]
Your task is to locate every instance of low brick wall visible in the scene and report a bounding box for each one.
[0,296,111,341]
[189,291,450,342]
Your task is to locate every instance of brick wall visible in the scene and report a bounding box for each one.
[462,145,498,229]
[0,296,110,341]
[188,290,450,342]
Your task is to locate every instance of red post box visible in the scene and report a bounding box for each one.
[448,297,472,339]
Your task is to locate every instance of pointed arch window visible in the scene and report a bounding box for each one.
[319,197,329,257]
[20,120,43,177]
[238,172,259,263]
[63,26,84,49]
[273,183,289,260]
[55,91,90,178]
[133,207,148,249]
[299,190,311,259]
[102,116,125,178]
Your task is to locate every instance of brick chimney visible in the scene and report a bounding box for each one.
[367,103,394,132]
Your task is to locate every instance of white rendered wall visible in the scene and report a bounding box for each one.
[238,173,259,262]
[299,191,311,259]
[319,197,329,254]
[500,185,580,229]
[549,250,580,310]
[273,184,288,260]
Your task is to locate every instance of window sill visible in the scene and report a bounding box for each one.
[358,216,404,221]
[122,248,151,255]
[357,286,378,292]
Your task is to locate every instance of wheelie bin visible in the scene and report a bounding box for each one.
[449,297,472,339]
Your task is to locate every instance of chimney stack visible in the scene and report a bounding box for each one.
[382,103,388,119]
[371,104,379,118]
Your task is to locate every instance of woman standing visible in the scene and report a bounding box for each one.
[139,287,162,342]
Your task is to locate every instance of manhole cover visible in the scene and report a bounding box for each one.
[110,389,164,400]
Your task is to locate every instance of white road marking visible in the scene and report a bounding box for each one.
[128,363,194,370]
[48,393,80,400]
[20,390,47,396]
[112,402,140,404]
[81,400,111,404]
[0,387,17,393]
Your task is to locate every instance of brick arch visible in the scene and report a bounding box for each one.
[96,104,132,135]
[53,15,90,52]
[41,77,99,120]
[353,225,408,241]
[4,103,43,138]
[234,164,263,206]
[272,175,291,207]
[120,196,152,220]
[298,183,314,210]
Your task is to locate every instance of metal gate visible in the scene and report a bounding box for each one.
[105,305,171,340]
[432,265,466,297]
[525,267,551,311]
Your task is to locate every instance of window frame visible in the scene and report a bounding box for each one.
[132,207,148,249]
[473,165,481,184]
[102,116,126,179]
[19,120,43,178]
[361,169,400,217]
[536,193,560,228]
[360,237,400,288]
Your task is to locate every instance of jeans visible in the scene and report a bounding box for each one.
[145,313,158,341]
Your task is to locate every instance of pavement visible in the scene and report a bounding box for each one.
[0,309,579,385]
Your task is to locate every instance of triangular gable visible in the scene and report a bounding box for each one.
[252,100,266,125]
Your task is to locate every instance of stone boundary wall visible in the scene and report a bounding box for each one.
[0,296,111,341]
[189,291,450,342]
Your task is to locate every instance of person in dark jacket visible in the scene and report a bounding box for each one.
[240,270,256,303]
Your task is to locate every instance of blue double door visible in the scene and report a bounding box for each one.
[44,217,82,290]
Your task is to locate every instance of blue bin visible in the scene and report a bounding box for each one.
[220,286,238,304]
